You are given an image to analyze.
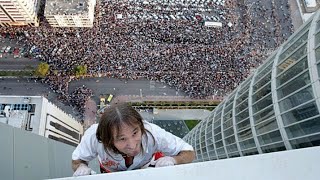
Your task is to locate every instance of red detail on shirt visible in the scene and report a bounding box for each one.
[102,160,119,168]
[153,152,165,160]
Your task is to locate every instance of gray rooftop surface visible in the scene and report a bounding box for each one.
[45,0,89,15]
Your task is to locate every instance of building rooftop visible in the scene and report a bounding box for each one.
[44,0,89,15]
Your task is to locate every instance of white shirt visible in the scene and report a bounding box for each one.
[72,121,194,172]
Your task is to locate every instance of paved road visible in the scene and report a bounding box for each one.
[140,109,212,121]
[0,78,49,96]
[0,59,39,70]
[290,0,304,30]
[0,77,192,122]
[0,37,39,70]
[69,77,187,103]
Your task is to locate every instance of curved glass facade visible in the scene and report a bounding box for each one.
[183,11,320,162]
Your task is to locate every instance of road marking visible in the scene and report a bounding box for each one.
[150,80,155,90]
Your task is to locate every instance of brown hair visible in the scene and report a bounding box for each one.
[96,103,153,155]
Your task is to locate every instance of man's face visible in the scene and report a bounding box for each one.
[113,123,142,157]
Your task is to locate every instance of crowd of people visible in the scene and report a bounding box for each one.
[0,0,294,117]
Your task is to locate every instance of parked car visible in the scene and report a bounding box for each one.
[5,46,11,53]
[1,46,6,53]
[13,48,20,58]
[8,47,14,54]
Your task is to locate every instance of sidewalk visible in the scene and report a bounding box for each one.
[113,95,224,104]
[289,0,304,30]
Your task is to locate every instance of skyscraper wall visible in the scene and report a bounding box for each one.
[0,0,39,27]
[183,10,320,162]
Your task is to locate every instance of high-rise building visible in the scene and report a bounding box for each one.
[183,10,320,162]
[0,96,84,147]
[0,0,39,27]
[44,0,96,27]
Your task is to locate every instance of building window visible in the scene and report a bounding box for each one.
[281,101,319,126]
[257,130,282,145]
[290,133,320,149]
[285,116,320,139]
[277,71,311,99]
[261,142,286,153]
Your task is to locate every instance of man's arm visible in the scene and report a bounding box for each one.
[173,150,195,165]
[72,159,89,172]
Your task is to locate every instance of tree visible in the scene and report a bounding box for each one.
[74,65,87,77]
[34,62,49,78]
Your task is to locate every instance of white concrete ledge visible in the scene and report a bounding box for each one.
[51,146,320,180]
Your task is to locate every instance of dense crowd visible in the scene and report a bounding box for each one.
[0,0,294,117]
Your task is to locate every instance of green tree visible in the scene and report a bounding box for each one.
[74,65,87,77]
[34,62,49,78]
[184,120,200,130]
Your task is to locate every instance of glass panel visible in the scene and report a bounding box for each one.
[277,44,307,74]
[214,133,222,141]
[281,34,308,60]
[224,97,235,111]
[207,138,214,148]
[316,46,320,62]
[228,152,240,158]
[225,135,236,145]
[223,114,232,125]
[239,138,256,150]
[283,21,310,50]
[216,147,226,157]
[238,82,251,95]
[279,86,314,112]
[277,71,311,99]
[253,105,275,124]
[214,112,222,122]
[208,148,217,160]
[237,90,249,103]
[282,101,319,126]
[216,106,223,115]
[261,142,286,153]
[214,120,221,128]
[226,144,238,153]
[224,128,234,137]
[252,83,271,102]
[224,120,233,129]
[238,128,253,141]
[206,124,213,137]
[236,100,248,113]
[316,20,320,31]
[315,31,320,46]
[290,133,320,149]
[257,130,282,145]
[252,94,273,113]
[201,147,208,159]
[224,109,233,120]
[255,118,278,135]
[209,156,217,161]
[242,148,259,156]
[215,140,223,148]
[253,74,271,92]
[254,61,273,83]
[214,126,221,135]
[236,109,249,122]
[237,118,251,132]
[286,116,320,139]
[277,57,308,86]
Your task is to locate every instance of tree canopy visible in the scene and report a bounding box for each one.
[74,65,87,77]
[34,62,49,78]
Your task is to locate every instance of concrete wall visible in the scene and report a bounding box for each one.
[53,145,320,180]
[0,122,99,180]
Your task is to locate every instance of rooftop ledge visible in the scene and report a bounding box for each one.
[51,146,320,180]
